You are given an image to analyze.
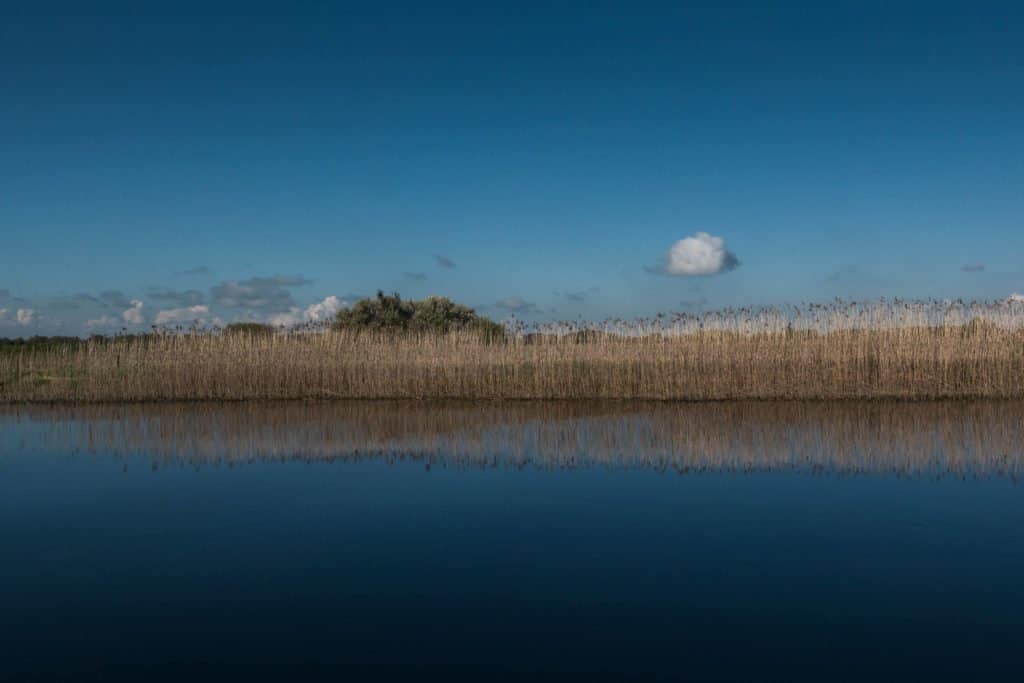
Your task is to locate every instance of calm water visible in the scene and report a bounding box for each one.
[2,401,1023,681]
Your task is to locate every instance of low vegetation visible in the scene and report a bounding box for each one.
[1,298,1023,402]
[333,291,504,339]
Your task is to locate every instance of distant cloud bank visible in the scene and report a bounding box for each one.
[0,308,36,327]
[650,232,739,276]
[154,305,211,325]
[211,275,312,311]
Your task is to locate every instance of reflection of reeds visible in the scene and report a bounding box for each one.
[3,299,1024,402]
[5,400,1024,480]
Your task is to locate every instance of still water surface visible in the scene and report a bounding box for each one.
[2,401,1023,681]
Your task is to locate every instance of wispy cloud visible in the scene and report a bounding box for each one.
[47,297,82,311]
[176,266,210,277]
[404,272,428,282]
[210,275,313,311]
[433,255,456,269]
[564,287,600,303]
[961,264,986,273]
[648,232,739,276]
[493,296,540,315]
[101,290,134,309]
[146,288,205,306]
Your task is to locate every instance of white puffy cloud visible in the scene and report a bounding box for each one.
[655,232,739,276]
[122,300,144,325]
[154,305,211,325]
[266,296,348,328]
[16,309,35,326]
[1008,293,1024,304]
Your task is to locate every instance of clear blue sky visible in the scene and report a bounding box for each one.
[2,1,1022,334]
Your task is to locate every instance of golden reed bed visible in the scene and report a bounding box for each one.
[2,321,1024,402]
[5,400,1023,480]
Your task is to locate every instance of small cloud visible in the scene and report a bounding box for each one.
[154,305,211,325]
[176,266,211,276]
[47,297,82,311]
[404,272,428,282]
[493,296,540,315]
[1008,293,1024,304]
[433,255,456,269]
[210,275,313,311]
[961,264,986,273]
[564,287,600,303]
[265,295,350,328]
[122,300,144,325]
[16,309,35,326]
[98,290,132,309]
[649,232,739,277]
[146,288,205,306]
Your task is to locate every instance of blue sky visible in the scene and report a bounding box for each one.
[2,1,1023,335]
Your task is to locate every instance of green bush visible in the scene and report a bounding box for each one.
[334,291,503,339]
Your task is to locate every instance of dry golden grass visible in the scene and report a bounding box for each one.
[2,318,1023,402]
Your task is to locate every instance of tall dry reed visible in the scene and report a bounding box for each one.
[2,300,1023,402]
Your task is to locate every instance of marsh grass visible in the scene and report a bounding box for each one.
[2,299,1024,402]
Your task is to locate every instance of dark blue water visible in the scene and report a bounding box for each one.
[2,402,1023,681]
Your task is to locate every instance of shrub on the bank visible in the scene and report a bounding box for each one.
[334,291,503,339]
